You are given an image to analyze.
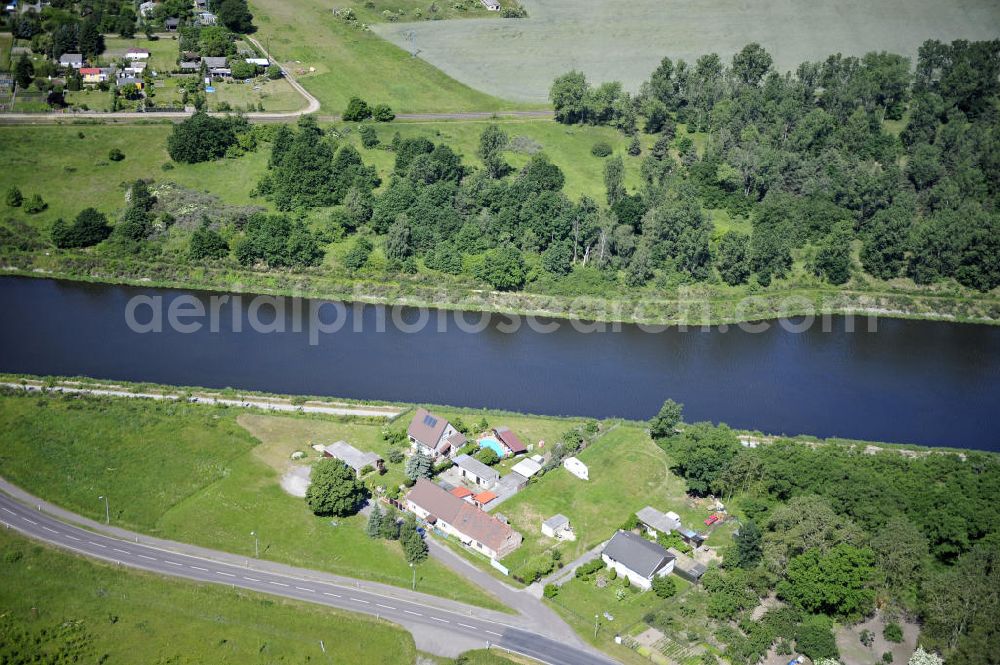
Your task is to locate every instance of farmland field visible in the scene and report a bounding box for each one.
[373,0,1000,102]
[248,0,534,113]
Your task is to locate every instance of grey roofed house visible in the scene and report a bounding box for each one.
[197,10,217,25]
[480,0,501,9]
[164,17,180,29]
[59,53,84,68]
[322,440,383,476]
[180,61,200,70]
[202,56,228,69]
[603,530,675,579]
[636,506,681,535]
[453,454,500,486]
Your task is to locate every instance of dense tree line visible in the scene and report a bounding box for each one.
[652,402,1000,663]
[551,40,1000,292]
[14,0,129,58]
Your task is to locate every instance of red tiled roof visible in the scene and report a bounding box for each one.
[80,68,101,75]
[494,427,527,454]
[450,487,473,499]
[474,491,497,504]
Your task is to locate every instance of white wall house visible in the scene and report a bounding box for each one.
[601,530,675,591]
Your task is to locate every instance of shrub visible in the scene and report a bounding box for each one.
[608,567,617,580]
[387,449,405,464]
[343,96,372,121]
[543,583,558,598]
[23,194,47,214]
[652,575,677,598]
[883,622,903,643]
[108,148,125,161]
[622,575,631,588]
[52,208,112,249]
[5,186,23,207]
[883,652,894,664]
[475,447,500,466]
[358,124,379,148]
[575,559,605,579]
[591,141,613,157]
[372,103,395,122]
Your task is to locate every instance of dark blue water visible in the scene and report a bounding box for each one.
[1,277,998,450]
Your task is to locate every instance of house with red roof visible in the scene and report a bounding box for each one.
[493,426,527,456]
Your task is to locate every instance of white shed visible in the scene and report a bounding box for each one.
[563,456,589,480]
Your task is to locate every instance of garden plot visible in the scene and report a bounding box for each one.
[373,0,1000,103]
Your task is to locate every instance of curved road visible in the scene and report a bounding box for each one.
[0,484,617,665]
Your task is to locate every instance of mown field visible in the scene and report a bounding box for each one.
[0,529,416,665]
[247,0,535,113]
[375,0,1000,102]
[0,391,504,610]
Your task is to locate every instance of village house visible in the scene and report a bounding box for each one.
[197,10,217,25]
[453,453,500,489]
[406,478,522,559]
[407,408,466,459]
[164,17,180,31]
[481,0,500,10]
[59,53,84,69]
[80,67,109,84]
[493,426,527,456]
[125,48,151,61]
[322,441,384,477]
[601,530,675,590]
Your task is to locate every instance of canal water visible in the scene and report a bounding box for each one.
[0,277,997,450]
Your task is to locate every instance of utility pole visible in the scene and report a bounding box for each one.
[251,531,259,558]
[98,495,109,524]
[594,613,599,638]
[410,562,415,591]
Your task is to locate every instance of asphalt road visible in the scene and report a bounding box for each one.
[0,489,617,665]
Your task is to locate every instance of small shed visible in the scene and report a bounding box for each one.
[322,441,384,477]
[563,456,589,480]
[510,457,542,479]
[481,0,501,10]
[165,17,180,31]
[541,514,575,540]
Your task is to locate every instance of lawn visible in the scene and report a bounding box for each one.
[248,0,532,113]
[0,390,504,611]
[102,35,180,72]
[374,0,1000,102]
[497,425,693,577]
[0,124,270,234]
[0,529,416,665]
[207,77,306,112]
[0,32,12,71]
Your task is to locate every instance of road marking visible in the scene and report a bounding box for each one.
[190,566,209,572]
[138,554,156,560]
[242,575,258,581]
[376,603,395,610]
[89,541,107,548]
[21,517,37,525]
[2,507,15,515]
[350,598,370,604]
[457,623,478,630]
[403,610,422,616]
[42,526,58,534]
[486,630,502,637]
[269,581,289,587]
[295,586,315,593]
[430,616,449,623]
[164,560,183,566]
[113,548,130,554]
[216,571,235,577]
[65,535,81,541]
[323,592,341,598]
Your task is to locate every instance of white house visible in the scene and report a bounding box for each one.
[541,514,575,541]
[563,456,589,480]
[480,0,500,10]
[601,530,675,590]
[125,48,150,60]
[406,479,522,559]
[453,453,500,489]
[407,407,465,459]
[59,53,84,69]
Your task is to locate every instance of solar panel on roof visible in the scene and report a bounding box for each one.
[423,414,438,427]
